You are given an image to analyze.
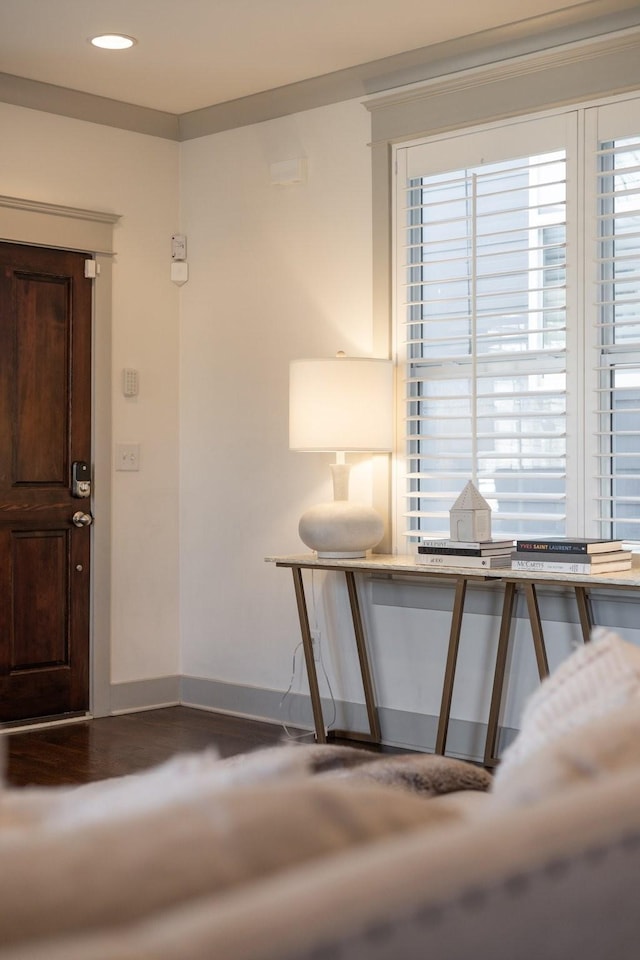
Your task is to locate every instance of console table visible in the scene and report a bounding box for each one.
[266,553,640,766]
[266,554,499,755]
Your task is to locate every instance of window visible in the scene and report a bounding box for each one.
[394,100,640,548]
[596,134,640,542]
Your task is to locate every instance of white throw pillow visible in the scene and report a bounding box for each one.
[494,627,640,785]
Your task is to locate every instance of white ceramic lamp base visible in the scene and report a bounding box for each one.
[298,500,384,559]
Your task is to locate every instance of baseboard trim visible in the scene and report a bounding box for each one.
[178,675,519,762]
[109,676,181,714]
[109,675,518,761]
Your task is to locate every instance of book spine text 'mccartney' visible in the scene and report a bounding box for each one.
[511,559,630,573]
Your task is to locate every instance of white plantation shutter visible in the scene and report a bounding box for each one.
[594,130,640,541]
[396,118,572,543]
[394,101,640,549]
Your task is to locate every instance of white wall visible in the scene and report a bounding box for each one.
[179,100,378,693]
[0,102,181,686]
[176,96,547,737]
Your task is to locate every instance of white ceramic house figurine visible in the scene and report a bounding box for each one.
[449,481,492,542]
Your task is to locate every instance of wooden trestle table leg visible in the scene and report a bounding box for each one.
[337,570,382,744]
[291,566,327,743]
[574,586,593,644]
[435,576,468,756]
[483,580,517,768]
[523,582,550,680]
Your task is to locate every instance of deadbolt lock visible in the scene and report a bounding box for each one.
[71,461,91,498]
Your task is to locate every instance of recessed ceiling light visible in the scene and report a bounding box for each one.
[90,34,136,50]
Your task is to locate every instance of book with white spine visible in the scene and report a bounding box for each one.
[416,553,512,569]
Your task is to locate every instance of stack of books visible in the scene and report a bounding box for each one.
[417,539,514,569]
[511,538,633,573]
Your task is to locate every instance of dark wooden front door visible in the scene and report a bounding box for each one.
[0,242,92,723]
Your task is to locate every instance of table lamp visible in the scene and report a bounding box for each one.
[289,354,393,558]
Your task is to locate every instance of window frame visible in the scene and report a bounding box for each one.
[378,90,640,553]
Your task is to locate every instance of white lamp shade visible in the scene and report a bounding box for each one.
[289,357,393,452]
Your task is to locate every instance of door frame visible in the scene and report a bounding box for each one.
[0,193,120,718]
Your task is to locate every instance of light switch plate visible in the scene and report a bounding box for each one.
[116,442,140,471]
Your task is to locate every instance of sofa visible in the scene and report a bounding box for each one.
[1,626,639,959]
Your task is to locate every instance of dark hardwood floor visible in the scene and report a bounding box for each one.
[4,707,312,787]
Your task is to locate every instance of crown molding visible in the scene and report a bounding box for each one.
[364,23,640,146]
[366,24,640,115]
[178,3,640,140]
[359,1,640,97]
[1,2,640,141]
[0,72,179,140]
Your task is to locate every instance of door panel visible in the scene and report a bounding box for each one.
[12,531,68,667]
[15,272,70,482]
[0,242,92,723]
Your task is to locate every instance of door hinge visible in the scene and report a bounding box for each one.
[84,259,100,279]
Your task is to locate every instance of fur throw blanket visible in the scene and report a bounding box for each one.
[0,741,491,956]
[201,741,492,797]
[0,742,490,831]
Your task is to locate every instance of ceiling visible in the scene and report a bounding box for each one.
[0,0,634,117]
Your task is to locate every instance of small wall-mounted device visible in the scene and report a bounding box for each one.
[122,368,139,398]
[170,261,189,285]
[171,234,187,261]
[71,461,91,498]
[269,158,307,186]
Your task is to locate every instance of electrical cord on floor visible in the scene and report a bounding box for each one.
[279,643,315,741]
[315,637,337,731]
[279,640,337,740]
[279,570,337,740]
